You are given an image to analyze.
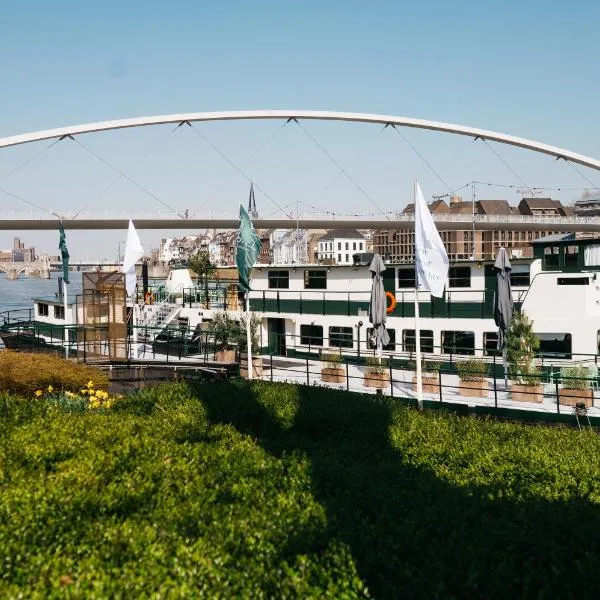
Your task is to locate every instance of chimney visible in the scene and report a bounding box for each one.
[450,195,462,205]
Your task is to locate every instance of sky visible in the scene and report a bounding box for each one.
[1,0,599,260]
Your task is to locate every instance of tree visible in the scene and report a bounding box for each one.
[188,251,217,308]
[506,310,540,385]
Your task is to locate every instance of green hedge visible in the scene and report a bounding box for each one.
[2,381,600,598]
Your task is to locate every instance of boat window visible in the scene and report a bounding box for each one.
[483,331,500,356]
[543,246,560,268]
[300,324,323,346]
[38,303,49,316]
[584,244,600,266]
[268,270,289,289]
[366,328,396,351]
[53,305,65,320]
[557,277,589,286]
[328,326,353,349]
[402,329,434,353]
[304,270,327,290]
[510,271,530,287]
[441,330,475,355]
[448,267,471,288]
[536,332,572,358]
[565,245,579,267]
[398,268,416,289]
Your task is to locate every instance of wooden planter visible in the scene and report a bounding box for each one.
[215,349,236,363]
[412,376,439,394]
[458,379,489,398]
[510,383,543,403]
[240,356,264,378]
[321,367,345,383]
[364,370,390,389]
[559,388,593,408]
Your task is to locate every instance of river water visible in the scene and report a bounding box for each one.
[0,272,83,313]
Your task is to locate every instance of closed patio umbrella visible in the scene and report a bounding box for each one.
[369,253,390,358]
[493,247,514,388]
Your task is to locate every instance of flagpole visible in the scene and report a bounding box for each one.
[63,277,69,359]
[414,179,423,410]
[245,292,253,379]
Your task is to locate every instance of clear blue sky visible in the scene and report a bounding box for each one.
[1,0,599,259]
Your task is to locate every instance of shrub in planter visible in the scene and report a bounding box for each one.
[410,360,441,394]
[456,358,489,397]
[506,311,543,402]
[208,312,238,362]
[321,352,345,383]
[364,356,390,389]
[559,365,594,407]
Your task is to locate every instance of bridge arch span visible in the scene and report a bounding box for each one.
[0,110,598,171]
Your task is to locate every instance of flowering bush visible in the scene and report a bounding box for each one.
[0,351,108,396]
[33,380,119,412]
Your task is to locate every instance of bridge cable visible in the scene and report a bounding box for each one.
[562,158,599,190]
[195,120,289,214]
[72,124,182,219]
[387,124,453,193]
[291,119,391,220]
[0,186,63,219]
[0,138,61,185]
[68,136,185,218]
[477,138,530,190]
[185,123,291,218]
[473,180,599,192]
[319,124,388,195]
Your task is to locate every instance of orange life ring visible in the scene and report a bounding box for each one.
[385,291,396,314]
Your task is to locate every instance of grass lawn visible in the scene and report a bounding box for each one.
[2,380,600,598]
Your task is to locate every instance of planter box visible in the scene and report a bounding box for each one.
[412,376,439,395]
[559,388,593,408]
[321,367,345,384]
[364,370,390,389]
[459,379,489,398]
[510,384,543,403]
[215,349,236,363]
[240,356,264,378]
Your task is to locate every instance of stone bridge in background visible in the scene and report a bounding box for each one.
[0,255,51,280]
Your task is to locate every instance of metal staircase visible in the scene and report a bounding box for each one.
[138,302,182,341]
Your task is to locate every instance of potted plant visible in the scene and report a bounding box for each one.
[187,250,217,309]
[506,310,543,402]
[364,356,390,389]
[559,365,594,408]
[321,352,345,383]
[456,358,489,398]
[209,312,237,363]
[235,313,263,378]
[411,360,441,394]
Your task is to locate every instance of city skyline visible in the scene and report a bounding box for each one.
[1,1,599,258]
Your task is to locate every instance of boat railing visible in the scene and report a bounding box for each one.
[247,288,528,318]
[0,308,34,327]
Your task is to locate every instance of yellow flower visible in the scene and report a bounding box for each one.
[47,385,54,393]
[34,390,43,397]
[87,380,94,388]
[80,389,88,395]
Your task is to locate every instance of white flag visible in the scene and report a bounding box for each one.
[122,220,144,297]
[414,182,449,298]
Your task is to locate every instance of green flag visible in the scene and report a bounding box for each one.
[58,222,70,284]
[236,204,261,293]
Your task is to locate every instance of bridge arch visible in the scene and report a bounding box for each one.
[0,110,598,171]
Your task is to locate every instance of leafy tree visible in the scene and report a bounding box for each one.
[188,251,217,308]
[506,310,540,385]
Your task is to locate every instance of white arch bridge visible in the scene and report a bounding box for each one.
[1,110,599,230]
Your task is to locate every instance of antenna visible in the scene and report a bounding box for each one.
[516,187,544,197]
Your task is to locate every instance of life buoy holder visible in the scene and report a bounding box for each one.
[385,292,396,314]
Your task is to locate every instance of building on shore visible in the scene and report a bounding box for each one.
[0,237,36,262]
[316,229,366,265]
[373,195,570,263]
